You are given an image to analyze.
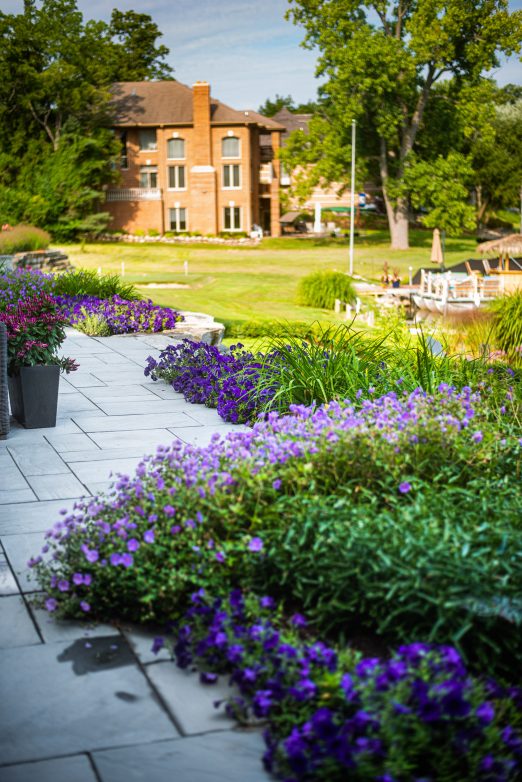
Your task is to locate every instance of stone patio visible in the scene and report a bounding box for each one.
[0,329,269,781]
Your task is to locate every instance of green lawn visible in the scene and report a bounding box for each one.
[59,229,477,324]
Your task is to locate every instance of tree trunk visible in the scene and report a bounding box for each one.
[383,190,410,250]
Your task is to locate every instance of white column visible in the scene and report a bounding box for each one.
[314,202,322,233]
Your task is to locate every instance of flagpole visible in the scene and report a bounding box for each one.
[349,120,356,277]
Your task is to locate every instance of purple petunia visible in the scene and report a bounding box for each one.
[398,481,411,494]
[143,529,155,544]
[248,537,264,553]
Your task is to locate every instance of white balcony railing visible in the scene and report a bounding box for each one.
[106,188,162,202]
[259,163,273,185]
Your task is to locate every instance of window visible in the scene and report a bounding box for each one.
[167,138,185,159]
[120,131,128,169]
[139,166,158,189]
[138,129,157,151]
[222,136,240,158]
[169,207,187,232]
[168,166,186,190]
[224,207,241,231]
[223,164,240,189]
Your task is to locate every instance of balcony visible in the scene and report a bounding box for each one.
[259,163,273,185]
[106,188,162,202]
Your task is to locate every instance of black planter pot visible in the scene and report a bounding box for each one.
[8,365,60,429]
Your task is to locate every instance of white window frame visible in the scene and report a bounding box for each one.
[138,128,157,151]
[168,165,187,191]
[139,166,158,189]
[169,207,187,232]
[222,164,241,190]
[222,136,240,159]
[167,138,186,160]
[223,206,241,232]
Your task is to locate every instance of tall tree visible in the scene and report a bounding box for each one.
[286,0,522,248]
[0,0,173,237]
[258,94,318,117]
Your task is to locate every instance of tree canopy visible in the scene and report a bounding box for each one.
[0,0,173,239]
[258,94,318,117]
[285,0,522,248]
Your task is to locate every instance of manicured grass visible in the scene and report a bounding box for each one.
[59,230,477,323]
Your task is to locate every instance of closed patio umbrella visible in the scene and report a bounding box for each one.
[430,228,444,264]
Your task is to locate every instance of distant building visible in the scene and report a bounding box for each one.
[271,107,359,222]
[106,81,284,236]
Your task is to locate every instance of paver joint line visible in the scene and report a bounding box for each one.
[0,329,252,774]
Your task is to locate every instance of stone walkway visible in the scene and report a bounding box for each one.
[0,329,269,782]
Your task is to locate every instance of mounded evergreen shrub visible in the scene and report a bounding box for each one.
[297,270,356,309]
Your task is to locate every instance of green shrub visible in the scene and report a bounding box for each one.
[147,228,160,237]
[493,291,522,362]
[52,269,140,300]
[297,270,356,309]
[74,312,111,336]
[32,384,521,677]
[223,318,323,340]
[252,484,522,677]
[0,225,50,254]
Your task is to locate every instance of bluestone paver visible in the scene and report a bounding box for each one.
[0,329,261,780]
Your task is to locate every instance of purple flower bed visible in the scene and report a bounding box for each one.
[167,589,522,781]
[145,340,276,422]
[56,294,183,334]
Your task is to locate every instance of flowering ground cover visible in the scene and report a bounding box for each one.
[31,382,521,674]
[55,294,183,334]
[0,268,183,335]
[169,590,522,781]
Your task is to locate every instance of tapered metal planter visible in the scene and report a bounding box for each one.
[8,365,60,429]
[0,322,9,438]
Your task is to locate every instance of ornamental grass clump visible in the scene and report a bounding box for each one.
[31,384,521,676]
[297,271,356,309]
[56,294,183,334]
[168,590,522,782]
[493,292,522,364]
[52,269,140,300]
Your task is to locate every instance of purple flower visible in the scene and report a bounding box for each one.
[272,479,282,490]
[81,545,99,563]
[248,537,264,552]
[143,529,155,544]
[290,613,307,628]
[215,551,226,562]
[57,579,69,592]
[45,598,58,612]
[163,505,176,517]
[127,538,140,552]
[121,553,134,568]
[80,601,91,612]
[170,525,181,535]
[398,481,411,494]
[200,671,219,684]
[260,596,275,610]
[110,553,122,566]
[72,573,84,585]
[151,636,164,655]
[472,431,483,443]
[476,701,495,725]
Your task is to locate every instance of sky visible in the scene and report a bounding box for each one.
[3,0,522,110]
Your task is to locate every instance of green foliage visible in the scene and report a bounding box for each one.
[0,225,50,253]
[257,93,317,117]
[52,269,140,300]
[285,1,522,247]
[33,378,522,678]
[254,485,522,675]
[297,271,356,309]
[405,152,476,235]
[250,324,516,414]
[224,319,322,340]
[0,0,172,237]
[493,292,522,362]
[74,312,111,337]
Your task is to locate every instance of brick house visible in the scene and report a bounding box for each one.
[106,81,284,236]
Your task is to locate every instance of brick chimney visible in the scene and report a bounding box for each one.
[192,81,212,166]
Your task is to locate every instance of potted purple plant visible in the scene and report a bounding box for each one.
[0,293,78,428]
